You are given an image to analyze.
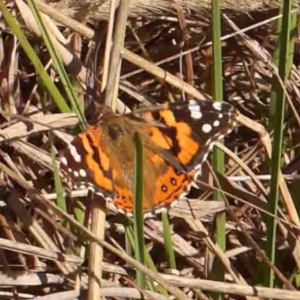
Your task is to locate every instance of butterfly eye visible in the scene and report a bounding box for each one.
[108,124,124,140]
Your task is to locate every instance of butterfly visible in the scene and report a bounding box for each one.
[59,100,237,217]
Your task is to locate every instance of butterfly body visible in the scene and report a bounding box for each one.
[59,100,237,216]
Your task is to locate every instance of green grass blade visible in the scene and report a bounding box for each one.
[211,0,225,297]
[26,0,86,128]
[125,221,161,293]
[162,211,176,269]
[264,0,294,287]
[133,133,146,288]
[0,1,71,113]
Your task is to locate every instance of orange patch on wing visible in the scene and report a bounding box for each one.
[150,154,165,166]
[159,110,176,125]
[177,133,199,164]
[84,126,110,170]
[148,127,172,149]
[114,185,133,211]
[174,122,192,135]
[79,128,113,191]
[172,122,199,164]
[154,166,191,206]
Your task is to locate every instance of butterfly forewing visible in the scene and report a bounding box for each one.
[134,100,237,172]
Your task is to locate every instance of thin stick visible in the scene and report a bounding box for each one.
[101,0,117,92]
[103,0,131,109]
[89,1,131,298]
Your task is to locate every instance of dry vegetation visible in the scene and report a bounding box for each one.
[0,0,300,299]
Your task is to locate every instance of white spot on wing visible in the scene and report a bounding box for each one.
[188,102,202,120]
[73,171,79,177]
[188,100,198,105]
[69,144,81,163]
[218,113,223,119]
[213,102,223,111]
[213,120,220,127]
[202,124,212,133]
[88,186,95,193]
[60,157,68,166]
[191,111,202,119]
[188,103,201,111]
[79,169,87,177]
[117,208,126,214]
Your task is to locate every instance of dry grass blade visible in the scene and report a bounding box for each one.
[36,0,300,20]
[0,237,82,264]
[161,275,300,299]
[0,112,78,142]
